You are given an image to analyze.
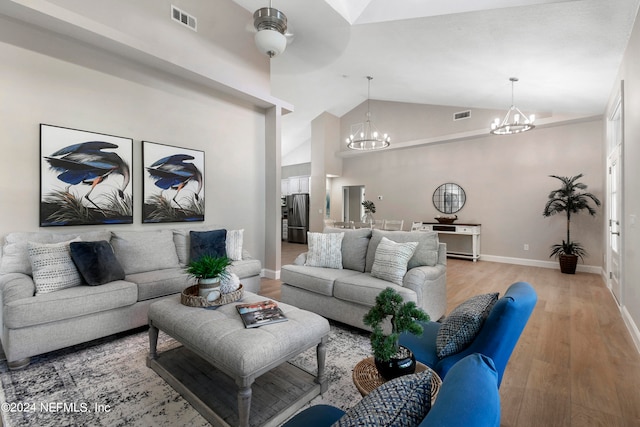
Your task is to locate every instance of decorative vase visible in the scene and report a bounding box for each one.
[362,212,375,227]
[198,277,221,298]
[374,345,416,380]
[559,254,578,274]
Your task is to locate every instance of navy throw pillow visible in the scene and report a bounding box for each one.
[69,241,125,286]
[190,229,227,261]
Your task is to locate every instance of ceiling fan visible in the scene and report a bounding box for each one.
[249,1,294,58]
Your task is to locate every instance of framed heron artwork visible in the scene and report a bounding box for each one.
[142,141,205,223]
[40,124,133,226]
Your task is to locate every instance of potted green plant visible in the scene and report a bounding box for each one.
[363,287,430,380]
[543,174,601,274]
[186,255,233,297]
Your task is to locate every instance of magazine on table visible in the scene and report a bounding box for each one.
[236,300,288,328]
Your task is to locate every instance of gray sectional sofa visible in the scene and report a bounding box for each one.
[0,226,261,369]
[280,228,447,330]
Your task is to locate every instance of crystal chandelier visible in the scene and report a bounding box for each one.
[490,77,535,135]
[346,76,391,151]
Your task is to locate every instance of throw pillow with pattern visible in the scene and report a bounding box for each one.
[370,237,418,285]
[333,370,433,427]
[28,239,82,295]
[436,292,499,359]
[305,232,344,269]
[226,229,244,261]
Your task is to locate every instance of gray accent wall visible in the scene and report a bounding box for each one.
[329,117,604,270]
[0,3,273,264]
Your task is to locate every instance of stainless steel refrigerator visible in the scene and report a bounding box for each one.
[286,193,309,244]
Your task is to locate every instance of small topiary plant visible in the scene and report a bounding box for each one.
[363,287,429,362]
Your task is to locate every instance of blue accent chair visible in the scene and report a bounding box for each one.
[281,353,501,427]
[399,281,537,386]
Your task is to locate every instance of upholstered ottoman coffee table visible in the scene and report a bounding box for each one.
[146,292,330,427]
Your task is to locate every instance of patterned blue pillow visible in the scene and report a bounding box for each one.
[436,293,499,359]
[333,370,433,427]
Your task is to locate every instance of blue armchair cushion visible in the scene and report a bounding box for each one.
[190,229,227,260]
[333,370,433,427]
[419,353,500,427]
[69,241,125,286]
[436,293,498,358]
[282,405,345,427]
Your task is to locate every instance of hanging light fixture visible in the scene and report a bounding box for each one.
[253,1,287,58]
[346,76,391,151]
[490,77,535,135]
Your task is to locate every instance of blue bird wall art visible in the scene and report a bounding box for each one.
[45,141,131,215]
[146,154,203,210]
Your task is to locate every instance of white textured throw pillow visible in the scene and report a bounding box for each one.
[28,239,82,295]
[305,232,344,269]
[371,237,419,285]
[226,229,244,261]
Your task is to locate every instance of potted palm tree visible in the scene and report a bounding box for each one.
[186,255,232,297]
[363,287,429,380]
[543,174,601,274]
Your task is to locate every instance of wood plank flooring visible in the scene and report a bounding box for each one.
[259,242,640,426]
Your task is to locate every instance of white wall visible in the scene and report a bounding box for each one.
[614,5,640,348]
[0,9,268,261]
[330,103,604,269]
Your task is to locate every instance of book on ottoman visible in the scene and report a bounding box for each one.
[236,300,288,328]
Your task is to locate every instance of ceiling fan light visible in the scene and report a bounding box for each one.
[254,29,287,58]
[253,6,287,58]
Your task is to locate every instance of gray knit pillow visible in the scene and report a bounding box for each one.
[436,293,499,359]
[371,237,418,285]
[226,229,244,261]
[305,232,344,269]
[28,239,82,295]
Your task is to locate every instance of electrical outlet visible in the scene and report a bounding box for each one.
[523,244,529,251]
[378,196,383,200]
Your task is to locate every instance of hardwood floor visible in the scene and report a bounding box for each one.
[260,243,640,426]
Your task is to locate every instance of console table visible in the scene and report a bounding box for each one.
[411,222,481,262]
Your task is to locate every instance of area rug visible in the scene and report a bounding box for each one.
[0,322,372,426]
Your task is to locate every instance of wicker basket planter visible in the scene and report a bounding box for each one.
[559,254,578,274]
[181,284,243,308]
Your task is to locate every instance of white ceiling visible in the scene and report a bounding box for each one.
[236,0,639,157]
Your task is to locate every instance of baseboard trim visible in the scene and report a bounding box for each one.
[479,254,602,274]
[262,268,280,280]
[621,306,640,354]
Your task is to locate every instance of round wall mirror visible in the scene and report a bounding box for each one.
[433,183,466,214]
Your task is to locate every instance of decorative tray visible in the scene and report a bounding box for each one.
[181,284,243,308]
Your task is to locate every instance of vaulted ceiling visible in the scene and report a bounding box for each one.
[233,0,640,157]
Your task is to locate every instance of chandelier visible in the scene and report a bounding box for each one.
[253,1,287,58]
[346,76,391,151]
[490,77,535,135]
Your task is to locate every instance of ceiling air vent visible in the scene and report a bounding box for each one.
[171,5,197,31]
[453,110,471,121]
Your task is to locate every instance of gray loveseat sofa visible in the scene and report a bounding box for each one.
[0,226,261,369]
[280,228,447,330]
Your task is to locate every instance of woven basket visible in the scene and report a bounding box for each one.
[181,284,244,308]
